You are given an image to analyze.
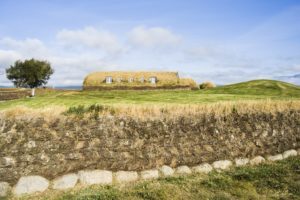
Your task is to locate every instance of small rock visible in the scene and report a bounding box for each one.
[282,150,297,159]
[115,171,138,183]
[78,170,112,186]
[13,176,49,196]
[212,160,232,170]
[235,158,249,167]
[52,173,78,190]
[267,154,283,162]
[140,169,159,180]
[0,182,11,197]
[203,145,214,152]
[0,157,16,167]
[159,165,174,177]
[250,156,265,165]
[262,130,268,137]
[75,141,85,149]
[176,166,192,175]
[39,153,50,163]
[24,140,36,148]
[192,163,213,174]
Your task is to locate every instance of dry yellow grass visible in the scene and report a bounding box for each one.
[0,105,66,122]
[2,100,299,121]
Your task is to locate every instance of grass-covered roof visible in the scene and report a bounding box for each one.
[83,71,180,86]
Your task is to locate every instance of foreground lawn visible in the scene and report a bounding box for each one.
[0,80,299,110]
[0,89,299,110]
[8,156,300,200]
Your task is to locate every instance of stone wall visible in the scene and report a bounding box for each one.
[1,150,299,197]
[0,110,300,186]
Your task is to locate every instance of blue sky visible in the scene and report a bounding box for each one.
[0,0,300,86]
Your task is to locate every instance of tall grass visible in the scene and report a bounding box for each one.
[2,100,299,120]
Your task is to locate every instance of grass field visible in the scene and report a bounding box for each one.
[7,156,300,200]
[0,80,299,110]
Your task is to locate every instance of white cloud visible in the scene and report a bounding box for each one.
[56,27,122,53]
[0,37,47,57]
[0,50,22,68]
[128,26,181,48]
[0,50,23,85]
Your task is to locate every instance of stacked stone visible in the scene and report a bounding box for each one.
[0,149,298,197]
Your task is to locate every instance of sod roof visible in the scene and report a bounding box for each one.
[83,71,180,86]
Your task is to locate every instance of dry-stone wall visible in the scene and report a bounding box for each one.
[0,110,299,197]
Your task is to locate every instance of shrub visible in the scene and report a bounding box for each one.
[199,81,216,89]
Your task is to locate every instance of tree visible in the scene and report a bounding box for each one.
[6,58,54,96]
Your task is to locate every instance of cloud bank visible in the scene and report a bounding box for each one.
[0,23,299,86]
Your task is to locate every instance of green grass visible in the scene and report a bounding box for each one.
[7,156,300,200]
[203,79,300,96]
[0,79,299,110]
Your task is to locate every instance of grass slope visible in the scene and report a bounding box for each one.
[6,156,300,200]
[203,79,300,96]
[0,80,299,110]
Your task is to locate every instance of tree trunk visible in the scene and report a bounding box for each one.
[31,88,35,97]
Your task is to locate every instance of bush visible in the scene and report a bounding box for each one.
[199,81,216,89]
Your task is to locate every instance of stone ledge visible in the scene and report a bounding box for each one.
[3,149,298,197]
[78,170,113,186]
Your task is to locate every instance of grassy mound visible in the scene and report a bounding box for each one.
[202,79,300,97]
[9,156,300,200]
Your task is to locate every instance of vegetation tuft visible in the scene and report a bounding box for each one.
[63,104,115,119]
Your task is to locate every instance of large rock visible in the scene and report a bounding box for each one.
[176,166,192,175]
[13,176,49,196]
[0,182,11,197]
[282,150,297,159]
[235,158,249,167]
[52,173,78,190]
[159,165,174,177]
[267,154,283,162]
[212,160,232,170]
[140,169,159,180]
[192,163,213,174]
[78,170,112,186]
[250,156,265,165]
[115,171,139,183]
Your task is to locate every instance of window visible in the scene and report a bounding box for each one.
[128,77,134,83]
[105,76,112,84]
[149,77,157,84]
[140,77,145,83]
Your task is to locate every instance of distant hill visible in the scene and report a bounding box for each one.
[202,79,300,97]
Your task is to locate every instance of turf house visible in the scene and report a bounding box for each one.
[83,71,197,90]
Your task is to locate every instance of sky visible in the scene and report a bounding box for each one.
[0,0,300,86]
